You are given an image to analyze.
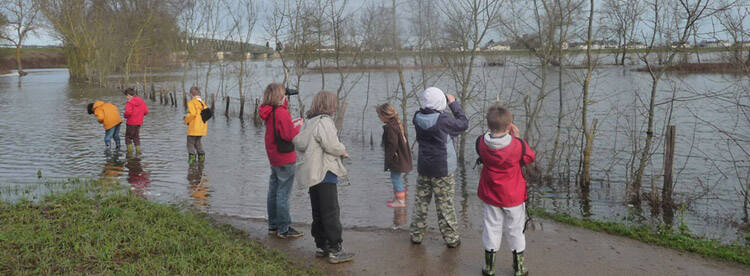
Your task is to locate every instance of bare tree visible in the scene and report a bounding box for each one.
[440,0,505,161]
[629,0,729,204]
[0,0,39,77]
[600,0,645,65]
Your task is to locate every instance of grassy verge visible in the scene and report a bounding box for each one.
[0,182,320,275]
[529,208,749,265]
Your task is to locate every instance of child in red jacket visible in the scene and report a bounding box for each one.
[123,88,149,155]
[476,105,535,276]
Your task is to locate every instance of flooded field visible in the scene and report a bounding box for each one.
[0,55,747,244]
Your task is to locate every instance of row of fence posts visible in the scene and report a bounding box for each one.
[135,86,261,123]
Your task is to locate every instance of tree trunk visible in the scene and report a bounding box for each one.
[581,0,595,188]
[630,76,659,204]
[15,45,24,76]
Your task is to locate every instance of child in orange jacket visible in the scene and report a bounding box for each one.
[87,101,123,149]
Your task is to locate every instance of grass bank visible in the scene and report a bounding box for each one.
[529,208,749,265]
[0,182,320,275]
[0,47,66,74]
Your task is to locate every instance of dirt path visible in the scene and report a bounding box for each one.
[214,215,748,276]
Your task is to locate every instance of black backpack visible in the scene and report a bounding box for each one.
[273,107,295,153]
[200,101,213,123]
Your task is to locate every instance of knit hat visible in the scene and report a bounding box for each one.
[421,87,447,111]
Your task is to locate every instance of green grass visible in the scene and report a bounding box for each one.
[529,208,750,265]
[0,181,320,275]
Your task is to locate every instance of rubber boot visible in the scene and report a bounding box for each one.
[482,250,496,276]
[188,154,196,164]
[513,250,528,276]
[126,144,134,155]
[115,141,121,151]
[198,153,205,162]
[387,191,406,208]
[135,146,142,155]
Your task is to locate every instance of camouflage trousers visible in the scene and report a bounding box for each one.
[409,174,460,244]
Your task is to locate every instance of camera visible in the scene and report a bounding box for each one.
[285,88,299,96]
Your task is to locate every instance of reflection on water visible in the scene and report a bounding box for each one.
[100,150,125,185]
[188,163,210,208]
[126,156,151,196]
[392,207,407,229]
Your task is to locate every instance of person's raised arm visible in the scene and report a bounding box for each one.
[443,95,468,136]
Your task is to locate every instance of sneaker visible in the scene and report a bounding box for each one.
[446,239,461,248]
[315,248,328,257]
[327,250,355,264]
[276,227,304,239]
[387,200,406,208]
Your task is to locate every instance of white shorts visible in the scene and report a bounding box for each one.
[482,202,526,252]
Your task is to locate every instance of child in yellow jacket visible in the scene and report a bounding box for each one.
[87,101,123,149]
[184,87,208,164]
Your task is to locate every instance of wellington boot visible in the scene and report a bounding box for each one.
[188,154,196,164]
[387,191,406,208]
[135,146,142,155]
[198,154,205,162]
[482,250,496,276]
[126,144,134,155]
[513,250,528,276]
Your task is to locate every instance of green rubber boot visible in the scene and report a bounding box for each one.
[482,250,496,276]
[126,144,134,155]
[198,154,205,162]
[513,250,528,276]
[188,154,196,164]
[135,146,142,155]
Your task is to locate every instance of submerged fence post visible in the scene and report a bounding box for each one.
[182,92,187,108]
[225,95,230,117]
[662,125,676,209]
[210,93,216,111]
[239,95,245,119]
[253,98,261,125]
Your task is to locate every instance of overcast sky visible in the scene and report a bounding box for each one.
[22,0,743,46]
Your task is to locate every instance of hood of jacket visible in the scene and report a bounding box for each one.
[414,109,440,130]
[258,100,289,121]
[293,114,325,153]
[93,101,105,110]
[484,132,512,150]
[128,96,145,107]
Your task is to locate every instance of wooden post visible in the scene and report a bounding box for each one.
[225,95,230,117]
[210,93,216,111]
[170,92,175,106]
[239,95,245,119]
[662,125,676,209]
[150,83,156,101]
[253,98,260,124]
[182,92,187,108]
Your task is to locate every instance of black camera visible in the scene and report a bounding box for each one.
[285,88,299,96]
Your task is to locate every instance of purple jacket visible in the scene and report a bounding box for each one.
[413,101,469,177]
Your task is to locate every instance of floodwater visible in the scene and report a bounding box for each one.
[0,53,747,244]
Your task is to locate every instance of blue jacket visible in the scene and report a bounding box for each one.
[413,101,469,177]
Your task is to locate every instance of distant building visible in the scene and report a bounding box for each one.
[671,41,693,48]
[484,42,510,51]
[734,41,750,47]
[699,40,731,48]
[626,42,647,49]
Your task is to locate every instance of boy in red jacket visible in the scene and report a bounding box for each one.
[123,88,149,155]
[476,105,535,276]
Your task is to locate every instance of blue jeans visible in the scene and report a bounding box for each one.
[390,171,405,192]
[268,163,295,233]
[104,123,121,147]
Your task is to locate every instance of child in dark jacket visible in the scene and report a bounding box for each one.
[123,88,149,155]
[410,87,468,247]
[258,83,304,239]
[476,105,535,276]
[376,103,413,208]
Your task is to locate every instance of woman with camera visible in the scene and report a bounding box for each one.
[258,83,304,239]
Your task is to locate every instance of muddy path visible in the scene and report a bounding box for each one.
[214,215,748,276]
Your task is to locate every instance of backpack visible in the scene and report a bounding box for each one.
[273,106,295,153]
[200,101,213,123]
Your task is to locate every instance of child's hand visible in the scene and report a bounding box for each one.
[509,123,521,138]
[445,94,456,104]
[293,118,303,127]
[341,152,350,159]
